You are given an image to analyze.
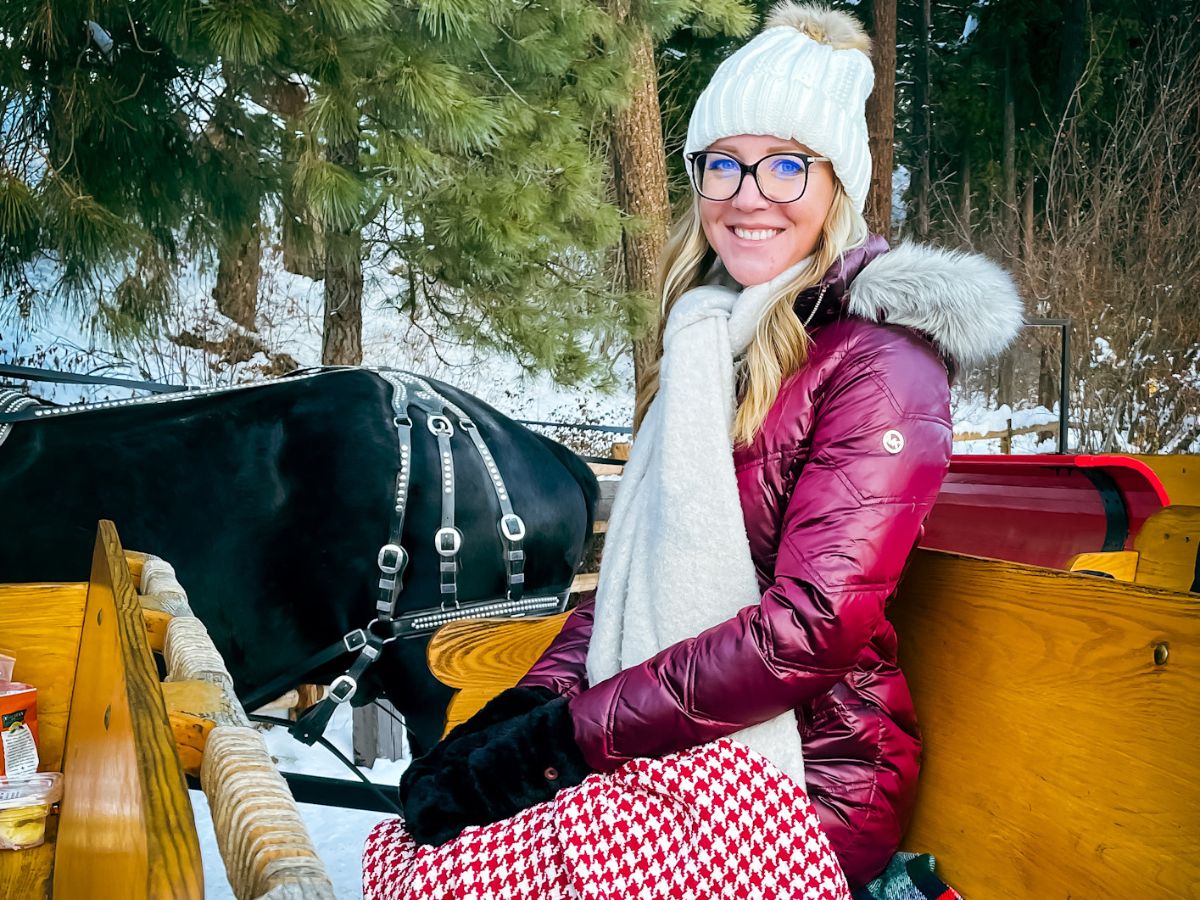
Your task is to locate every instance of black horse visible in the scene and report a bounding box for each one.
[0,367,597,753]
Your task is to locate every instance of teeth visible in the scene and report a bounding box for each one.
[733,227,781,241]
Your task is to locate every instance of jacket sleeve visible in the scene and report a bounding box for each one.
[567,329,952,772]
[515,595,595,698]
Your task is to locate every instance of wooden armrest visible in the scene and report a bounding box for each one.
[427,612,571,738]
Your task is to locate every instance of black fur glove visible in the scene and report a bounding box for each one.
[399,685,556,811]
[401,696,592,847]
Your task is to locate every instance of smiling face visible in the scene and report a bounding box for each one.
[697,134,836,286]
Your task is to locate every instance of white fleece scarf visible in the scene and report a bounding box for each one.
[586,259,809,785]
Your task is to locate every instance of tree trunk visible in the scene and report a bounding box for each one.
[213,220,261,331]
[275,78,324,280]
[864,0,897,238]
[1038,344,1054,408]
[1056,0,1088,121]
[608,7,670,393]
[959,146,972,246]
[322,139,364,365]
[1022,168,1035,265]
[912,0,932,241]
[1036,342,1057,443]
[1002,46,1019,258]
[997,350,1016,409]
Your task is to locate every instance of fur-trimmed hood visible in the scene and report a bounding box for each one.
[796,237,1024,369]
[845,241,1024,368]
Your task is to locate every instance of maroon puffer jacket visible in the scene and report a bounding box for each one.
[518,237,1022,885]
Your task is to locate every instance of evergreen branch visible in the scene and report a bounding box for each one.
[472,37,533,109]
[125,7,161,57]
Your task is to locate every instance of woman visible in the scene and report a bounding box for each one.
[372,3,1022,894]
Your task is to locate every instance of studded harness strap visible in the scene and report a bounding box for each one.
[406,376,527,604]
[0,389,39,448]
[288,371,561,744]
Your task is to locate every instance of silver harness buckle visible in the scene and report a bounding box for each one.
[500,514,526,542]
[377,543,408,574]
[329,674,357,704]
[435,527,462,556]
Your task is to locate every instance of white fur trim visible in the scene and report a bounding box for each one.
[847,242,1024,367]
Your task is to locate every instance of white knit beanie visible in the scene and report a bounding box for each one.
[684,3,875,213]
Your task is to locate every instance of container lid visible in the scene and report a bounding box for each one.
[0,773,63,810]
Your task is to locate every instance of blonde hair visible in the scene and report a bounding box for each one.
[633,184,869,446]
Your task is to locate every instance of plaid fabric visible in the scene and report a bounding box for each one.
[363,737,850,900]
[851,852,964,900]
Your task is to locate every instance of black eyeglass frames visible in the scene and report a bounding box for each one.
[686,151,831,203]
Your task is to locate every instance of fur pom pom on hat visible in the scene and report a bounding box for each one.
[685,3,875,212]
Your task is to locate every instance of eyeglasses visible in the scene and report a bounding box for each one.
[685,151,831,203]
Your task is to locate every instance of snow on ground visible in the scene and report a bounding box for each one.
[950,393,1061,454]
[194,703,405,899]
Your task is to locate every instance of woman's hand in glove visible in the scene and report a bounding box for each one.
[400,696,592,847]
[399,685,556,812]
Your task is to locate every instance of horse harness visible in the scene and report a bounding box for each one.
[0,370,569,744]
[0,389,40,448]
[272,370,568,744]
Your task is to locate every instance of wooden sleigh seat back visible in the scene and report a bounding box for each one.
[0,521,202,899]
[428,548,1199,897]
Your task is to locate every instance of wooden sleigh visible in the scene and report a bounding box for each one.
[427,456,1200,898]
[0,521,334,899]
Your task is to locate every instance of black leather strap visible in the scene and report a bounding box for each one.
[408,377,527,603]
[375,372,413,621]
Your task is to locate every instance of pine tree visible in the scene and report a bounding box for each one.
[1,1,658,383]
[0,2,262,331]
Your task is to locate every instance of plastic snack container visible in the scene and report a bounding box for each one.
[0,773,63,850]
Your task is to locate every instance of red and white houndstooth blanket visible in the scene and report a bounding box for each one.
[363,737,851,900]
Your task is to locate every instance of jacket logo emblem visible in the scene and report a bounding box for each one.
[882,429,905,454]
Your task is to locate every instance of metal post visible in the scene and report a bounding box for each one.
[1059,324,1070,454]
[1024,318,1071,455]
